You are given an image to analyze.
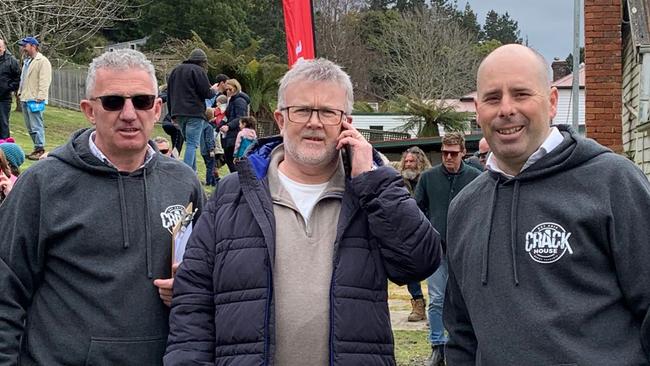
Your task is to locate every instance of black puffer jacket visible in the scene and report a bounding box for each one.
[165,136,441,365]
[0,51,20,100]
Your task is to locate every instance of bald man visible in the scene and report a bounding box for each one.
[476,137,489,168]
[443,44,650,365]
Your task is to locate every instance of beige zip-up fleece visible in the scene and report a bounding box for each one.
[268,145,345,366]
[18,52,52,101]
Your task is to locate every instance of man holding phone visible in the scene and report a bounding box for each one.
[165,58,441,365]
[0,49,203,365]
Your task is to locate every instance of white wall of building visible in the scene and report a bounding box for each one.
[552,88,585,126]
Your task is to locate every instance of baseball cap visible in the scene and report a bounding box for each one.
[18,36,39,46]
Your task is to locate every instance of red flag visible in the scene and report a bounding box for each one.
[282,0,316,66]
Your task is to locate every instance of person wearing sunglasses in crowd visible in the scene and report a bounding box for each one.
[0,49,204,366]
[219,78,250,172]
[414,131,481,366]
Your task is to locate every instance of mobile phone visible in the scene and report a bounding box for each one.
[343,145,352,177]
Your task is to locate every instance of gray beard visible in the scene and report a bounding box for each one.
[401,169,419,180]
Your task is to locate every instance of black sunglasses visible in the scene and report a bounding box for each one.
[441,150,461,158]
[159,149,169,154]
[90,94,156,111]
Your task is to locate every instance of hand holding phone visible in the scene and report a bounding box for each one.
[336,120,374,177]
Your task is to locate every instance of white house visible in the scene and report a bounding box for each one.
[551,64,585,127]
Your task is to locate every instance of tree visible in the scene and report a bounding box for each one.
[565,47,585,70]
[105,0,255,52]
[392,95,471,137]
[373,8,481,101]
[155,32,287,121]
[482,10,522,44]
[0,0,140,52]
[458,3,481,41]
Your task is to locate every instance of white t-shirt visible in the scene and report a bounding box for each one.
[278,171,328,222]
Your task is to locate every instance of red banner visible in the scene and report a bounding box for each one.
[282,0,316,66]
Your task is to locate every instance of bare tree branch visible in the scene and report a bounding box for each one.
[0,0,143,52]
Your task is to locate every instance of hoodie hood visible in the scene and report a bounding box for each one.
[479,125,611,285]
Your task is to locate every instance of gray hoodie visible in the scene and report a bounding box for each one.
[444,125,650,365]
[0,128,204,365]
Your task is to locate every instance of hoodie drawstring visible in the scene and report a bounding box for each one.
[480,177,522,286]
[143,170,153,279]
[481,177,500,285]
[117,175,130,249]
[117,170,154,279]
[510,180,520,286]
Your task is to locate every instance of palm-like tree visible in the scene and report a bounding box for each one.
[392,95,471,137]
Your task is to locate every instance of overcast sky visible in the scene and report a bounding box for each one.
[461,0,584,63]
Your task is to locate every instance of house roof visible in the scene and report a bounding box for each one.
[551,64,585,89]
[627,0,650,47]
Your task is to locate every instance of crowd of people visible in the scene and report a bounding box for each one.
[0,40,649,366]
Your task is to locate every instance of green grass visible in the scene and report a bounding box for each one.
[395,330,431,365]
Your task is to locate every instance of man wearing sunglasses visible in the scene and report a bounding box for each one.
[0,49,204,366]
[414,131,481,366]
[165,58,440,365]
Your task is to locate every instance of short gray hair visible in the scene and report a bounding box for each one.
[277,58,354,114]
[86,49,157,98]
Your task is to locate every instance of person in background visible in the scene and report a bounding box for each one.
[220,78,250,172]
[397,146,432,322]
[0,39,21,139]
[415,132,481,366]
[0,141,24,179]
[200,111,217,186]
[233,115,257,160]
[154,136,174,158]
[0,149,13,201]
[17,36,51,160]
[166,48,219,171]
[159,85,184,155]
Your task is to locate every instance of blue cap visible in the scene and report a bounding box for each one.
[18,36,39,46]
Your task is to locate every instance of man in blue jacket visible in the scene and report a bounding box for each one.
[165,58,441,365]
[445,44,650,365]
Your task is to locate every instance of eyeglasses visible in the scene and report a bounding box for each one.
[441,150,462,158]
[281,106,346,125]
[90,94,156,111]
[159,149,169,154]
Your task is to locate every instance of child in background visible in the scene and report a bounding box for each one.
[0,142,25,181]
[201,110,217,186]
[233,116,258,160]
[0,149,13,202]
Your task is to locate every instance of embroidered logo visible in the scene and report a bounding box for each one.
[524,222,573,264]
[161,204,186,235]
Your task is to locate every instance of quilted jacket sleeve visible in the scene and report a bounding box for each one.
[164,193,218,365]
[351,166,441,285]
